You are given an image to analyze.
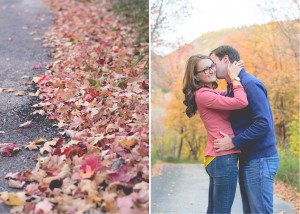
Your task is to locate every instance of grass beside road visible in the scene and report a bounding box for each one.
[276,150,299,192]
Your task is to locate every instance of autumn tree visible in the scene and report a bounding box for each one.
[162,75,207,160]
[151,43,194,91]
[224,19,299,146]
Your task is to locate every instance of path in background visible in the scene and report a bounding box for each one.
[152,164,296,214]
[0,0,56,212]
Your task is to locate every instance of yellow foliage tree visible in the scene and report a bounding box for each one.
[162,75,207,160]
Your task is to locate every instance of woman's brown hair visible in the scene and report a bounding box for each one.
[183,54,218,118]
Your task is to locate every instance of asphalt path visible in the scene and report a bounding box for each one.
[0,0,56,212]
[151,164,296,214]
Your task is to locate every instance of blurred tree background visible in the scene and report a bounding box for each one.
[112,0,148,43]
[151,0,300,191]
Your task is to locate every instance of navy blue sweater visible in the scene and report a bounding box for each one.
[228,70,278,161]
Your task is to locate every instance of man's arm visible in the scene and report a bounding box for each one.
[214,81,271,151]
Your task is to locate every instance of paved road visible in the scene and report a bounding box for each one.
[152,164,296,214]
[0,0,56,212]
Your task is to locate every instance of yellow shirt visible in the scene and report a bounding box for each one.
[204,156,215,167]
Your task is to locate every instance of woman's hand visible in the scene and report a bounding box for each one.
[228,60,244,81]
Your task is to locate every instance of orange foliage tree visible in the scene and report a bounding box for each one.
[162,75,207,160]
[224,20,299,146]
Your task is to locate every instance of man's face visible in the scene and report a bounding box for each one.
[210,53,227,79]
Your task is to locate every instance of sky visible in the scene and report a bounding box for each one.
[152,0,299,55]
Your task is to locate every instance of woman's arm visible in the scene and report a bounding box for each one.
[216,90,227,96]
[196,86,248,110]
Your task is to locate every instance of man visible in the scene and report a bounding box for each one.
[209,45,279,214]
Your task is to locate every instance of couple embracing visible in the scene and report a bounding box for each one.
[183,45,279,214]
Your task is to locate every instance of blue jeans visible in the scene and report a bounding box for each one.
[205,154,239,214]
[239,153,280,214]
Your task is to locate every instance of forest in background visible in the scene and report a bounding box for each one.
[151,18,300,190]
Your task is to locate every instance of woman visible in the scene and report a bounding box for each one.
[182,54,248,214]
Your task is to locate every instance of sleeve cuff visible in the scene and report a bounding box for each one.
[232,85,243,89]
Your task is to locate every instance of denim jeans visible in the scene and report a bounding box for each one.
[239,153,280,214]
[205,154,239,214]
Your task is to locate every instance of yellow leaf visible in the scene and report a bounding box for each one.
[32,76,41,83]
[35,138,47,144]
[0,192,25,206]
[80,165,95,179]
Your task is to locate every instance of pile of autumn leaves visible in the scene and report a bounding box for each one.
[0,0,149,213]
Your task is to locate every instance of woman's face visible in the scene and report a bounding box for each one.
[195,59,217,83]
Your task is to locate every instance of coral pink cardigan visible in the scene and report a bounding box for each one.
[195,85,248,157]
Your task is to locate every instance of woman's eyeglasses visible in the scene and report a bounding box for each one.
[195,63,216,74]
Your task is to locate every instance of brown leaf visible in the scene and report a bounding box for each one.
[14,91,26,96]
[120,136,138,150]
[2,88,16,93]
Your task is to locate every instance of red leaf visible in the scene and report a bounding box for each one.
[84,94,93,102]
[108,165,136,183]
[140,81,149,90]
[0,143,16,156]
[38,75,49,85]
[81,155,100,172]
[41,87,54,94]
[96,57,106,66]
[51,148,62,156]
[32,64,42,70]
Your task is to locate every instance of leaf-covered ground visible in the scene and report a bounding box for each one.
[0,0,149,213]
[274,180,300,214]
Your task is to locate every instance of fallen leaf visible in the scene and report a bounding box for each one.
[40,144,53,154]
[8,180,25,189]
[80,165,95,179]
[35,138,47,144]
[25,143,39,151]
[19,121,32,128]
[3,88,16,92]
[117,193,144,214]
[80,155,101,179]
[41,87,54,94]
[32,109,45,115]
[120,136,138,150]
[15,91,26,96]
[106,123,118,134]
[0,143,16,156]
[0,192,26,206]
[29,91,40,97]
[5,172,20,180]
[32,76,41,83]
[34,200,53,213]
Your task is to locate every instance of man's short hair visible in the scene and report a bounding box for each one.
[209,45,240,63]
